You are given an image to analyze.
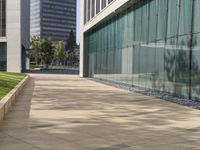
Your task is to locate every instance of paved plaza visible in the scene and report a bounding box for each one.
[0,74,200,150]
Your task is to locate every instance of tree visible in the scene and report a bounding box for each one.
[74,45,80,65]
[66,30,76,65]
[66,29,76,52]
[40,38,54,69]
[53,41,66,66]
[30,36,42,65]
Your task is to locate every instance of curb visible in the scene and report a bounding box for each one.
[0,75,30,121]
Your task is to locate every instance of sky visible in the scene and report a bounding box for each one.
[76,0,80,44]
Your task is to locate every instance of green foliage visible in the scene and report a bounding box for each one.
[30,31,79,68]
[53,41,66,66]
[30,36,42,64]
[40,38,54,69]
[66,30,79,65]
[66,30,76,52]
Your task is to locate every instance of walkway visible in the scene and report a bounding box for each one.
[0,74,200,150]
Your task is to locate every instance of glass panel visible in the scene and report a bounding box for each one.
[175,35,190,98]
[133,45,140,87]
[96,0,101,14]
[101,0,107,9]
[154,42,165,91]
[157,0,167,41]
[148,0,157,42]
[191,34,200,100]
[194,0,200,33]
[84,0,87,24]
[0,43,7,71]
[91,0,95,18]
[0,0,6,36]
[167,0,179,38]
[178,0,192,36]
[108,0,113,4]
[87,0,91,21]
[164,37,176,95]
[192,0,200,100]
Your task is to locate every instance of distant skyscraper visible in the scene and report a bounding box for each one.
[30,0,77,43]
[30,0,40,37]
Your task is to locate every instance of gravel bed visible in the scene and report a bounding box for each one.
[90,78,200,110]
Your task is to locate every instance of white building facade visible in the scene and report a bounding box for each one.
[0,0,30,73]
[80,0,129,77]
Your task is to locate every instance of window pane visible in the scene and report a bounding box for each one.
[0,0,6,36]
[96,0,101,14]
[157,0,167,41]
[167,0,179,38]
[194,0,200,33]
[87,0,91,21]
[101,0,107,9]
[0,43,7,71]
[178,0,192,35]
[91,0,95,18]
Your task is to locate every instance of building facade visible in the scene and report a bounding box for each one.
[30,0,40,37]
[0,0,30,72]
[80,0,200,101]
[30,0,76,42]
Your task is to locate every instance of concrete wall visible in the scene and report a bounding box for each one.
[79,0,84,77]
[6,0,21,73]
[0,37,6,42]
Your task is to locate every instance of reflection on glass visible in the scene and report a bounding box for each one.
[0,43,6,71]
[85,0,200,101]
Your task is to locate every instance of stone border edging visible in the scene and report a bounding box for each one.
[0,75,30,121]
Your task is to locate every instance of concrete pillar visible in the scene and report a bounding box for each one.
[6,0,21,73]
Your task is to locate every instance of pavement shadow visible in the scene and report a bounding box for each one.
[4,77,35,121]
[24,69,79,75]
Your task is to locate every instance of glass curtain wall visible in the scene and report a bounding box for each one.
[86,0,200,100]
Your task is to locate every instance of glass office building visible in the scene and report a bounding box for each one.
[82,0,200,101]
[31,0,76,42]
[30,0,41,37]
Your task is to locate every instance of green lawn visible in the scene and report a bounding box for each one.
[0,72,26,100]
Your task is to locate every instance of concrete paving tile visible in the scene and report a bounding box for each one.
[137,144,200,150]
[41,143,89,150]
[0,74,200,150]
[0,135,40,150]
